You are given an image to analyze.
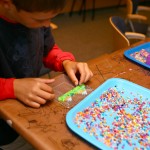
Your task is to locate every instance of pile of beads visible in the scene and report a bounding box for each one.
[74,86,150,150]
[130,49,150,64]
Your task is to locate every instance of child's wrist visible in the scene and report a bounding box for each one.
[62,60,72,67]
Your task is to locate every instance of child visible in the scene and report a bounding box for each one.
[0,0,93,148]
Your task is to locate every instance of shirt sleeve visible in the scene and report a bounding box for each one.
[43,44,75,72]
[0,78,16,100]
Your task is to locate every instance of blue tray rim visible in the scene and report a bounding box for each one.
[66,78,150,150]
[124,42,150,69]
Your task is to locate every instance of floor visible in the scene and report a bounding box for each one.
[51,6,127,62]
[50,5,150,77]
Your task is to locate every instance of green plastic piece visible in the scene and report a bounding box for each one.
[58,84,86,102]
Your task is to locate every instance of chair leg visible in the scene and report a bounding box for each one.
[92,0,95,20]
[79,0,86,22]
[128,20,136,32]
[79,0,84,14]
[125,18,136,32]
[82,0,86,22]
[69,0,76,17]
[70,0,95,22]
[117,0,122,8]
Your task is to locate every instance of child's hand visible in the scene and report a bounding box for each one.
[62,60,93,86]
[14,78,55,108]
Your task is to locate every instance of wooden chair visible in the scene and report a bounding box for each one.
[50,23,58,30]
[109,16,146,50]
[69,0,95,22]
[125,0,150,34]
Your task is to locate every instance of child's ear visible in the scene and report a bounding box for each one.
[0,0,12,9]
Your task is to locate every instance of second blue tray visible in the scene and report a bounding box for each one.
[124,42,150,69]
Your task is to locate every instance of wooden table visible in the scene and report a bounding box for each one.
[0,39,150,150]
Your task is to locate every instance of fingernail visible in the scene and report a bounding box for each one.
[74,81,78,86]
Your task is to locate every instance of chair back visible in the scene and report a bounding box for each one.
[126,0,140,15]
[132,0,140,14]
[125,0,149,34]
[109,16,130,50]
[126,0,133,15]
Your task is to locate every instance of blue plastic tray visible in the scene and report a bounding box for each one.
[124,42,150,69]
[66,78,150,150]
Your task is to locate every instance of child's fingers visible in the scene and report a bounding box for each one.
[35,78,55,84]
[25,100,41,108]
[79,68,93,84]
[67,70,79,86]
[36,89,55,101]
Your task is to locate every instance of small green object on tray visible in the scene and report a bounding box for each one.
[58,84,86,102]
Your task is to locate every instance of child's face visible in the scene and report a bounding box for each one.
[7,1,59,28]
[12,9,58,28]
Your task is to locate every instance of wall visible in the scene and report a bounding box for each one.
[62,0,126,13]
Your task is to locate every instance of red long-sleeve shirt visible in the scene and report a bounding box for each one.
[0,44,75,100]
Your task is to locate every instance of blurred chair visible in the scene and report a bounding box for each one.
[125,0,150,35]
[109,16,146,50]
[69,0,95,22]
[50,22,58,30]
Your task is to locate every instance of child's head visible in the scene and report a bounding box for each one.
[1,0,66,28]
[11,0,66,13]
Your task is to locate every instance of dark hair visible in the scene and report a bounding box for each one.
[11,0,66,12]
